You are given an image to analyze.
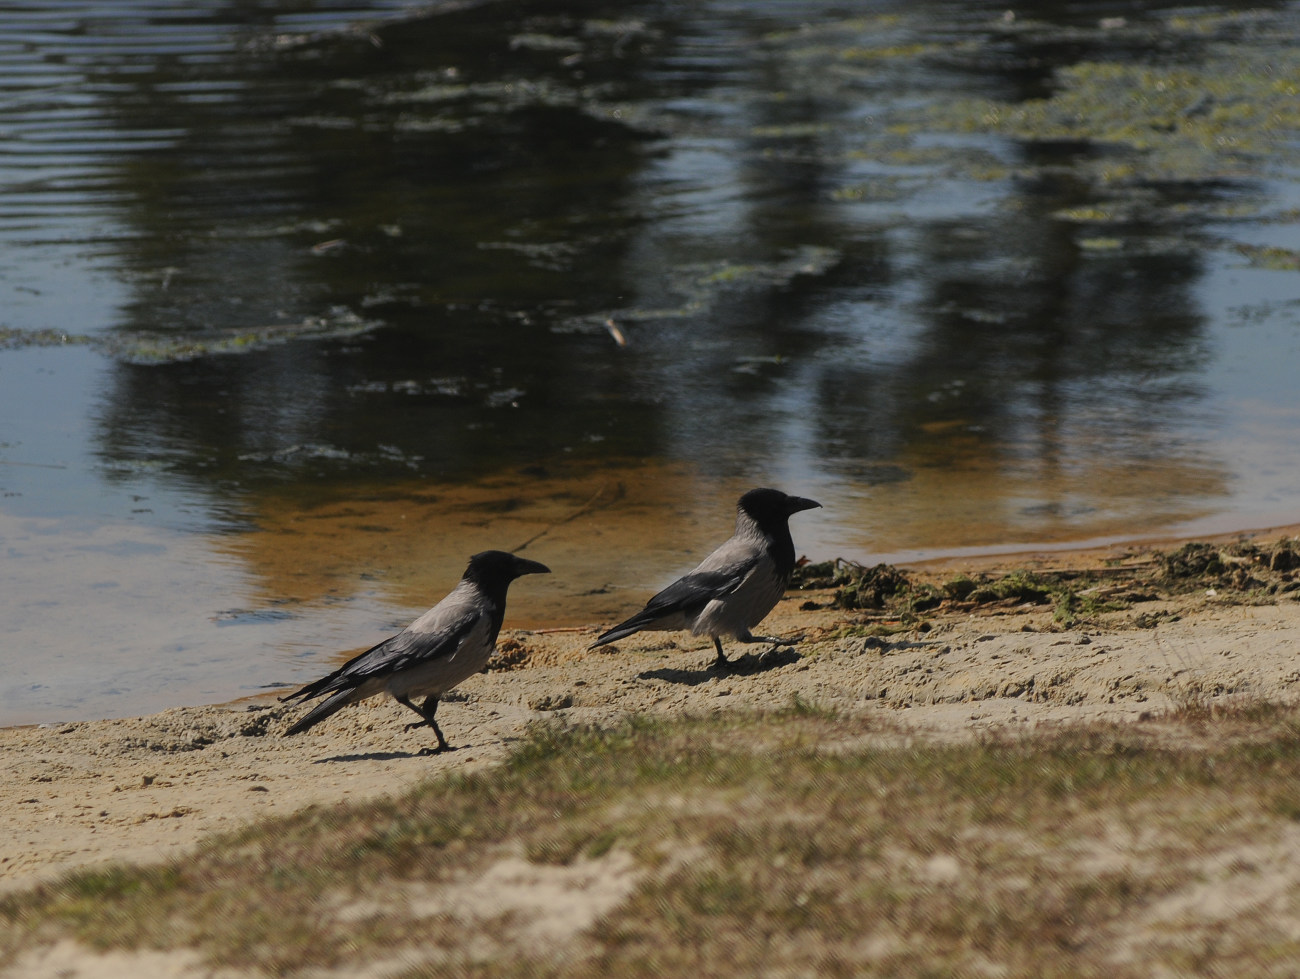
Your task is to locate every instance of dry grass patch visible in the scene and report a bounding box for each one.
[5,706,1300,976]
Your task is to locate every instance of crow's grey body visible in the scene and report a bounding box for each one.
[592,488,820,665]
[282,550,549,750]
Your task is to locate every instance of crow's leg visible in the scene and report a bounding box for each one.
[395,694,450,752]
[419,695,450,752]
[709,636,731,668]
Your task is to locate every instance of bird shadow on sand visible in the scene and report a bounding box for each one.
[311,745,458,763]
[639,646,802,686]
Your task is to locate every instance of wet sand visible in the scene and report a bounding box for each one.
[3,526,1299,894]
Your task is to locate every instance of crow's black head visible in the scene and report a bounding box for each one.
[737,488,821,530]
[464,550,551,589]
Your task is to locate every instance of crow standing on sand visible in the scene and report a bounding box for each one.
[282,550,550,751]
[591,488,821,667]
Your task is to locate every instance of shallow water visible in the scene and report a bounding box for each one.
[2,0,1299,723]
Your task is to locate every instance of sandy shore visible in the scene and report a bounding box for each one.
[4,530,1299,894]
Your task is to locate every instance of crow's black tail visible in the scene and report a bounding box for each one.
[590,611,659,649]
[284,688,358,736]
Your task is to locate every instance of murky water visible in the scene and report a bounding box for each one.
[3,0,1299,724]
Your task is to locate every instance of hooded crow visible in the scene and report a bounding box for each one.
[591,488,820,666]
[282,550,550,751]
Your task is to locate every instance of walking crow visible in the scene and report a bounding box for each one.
[592,488,820,666]
[282,550,550,751]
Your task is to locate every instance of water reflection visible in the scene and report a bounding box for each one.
[2,0,1299,722]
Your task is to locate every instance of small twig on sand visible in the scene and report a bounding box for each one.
[605,318,628,347]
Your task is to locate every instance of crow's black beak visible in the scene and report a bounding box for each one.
[512,557,552,577]
[786,496,822,515]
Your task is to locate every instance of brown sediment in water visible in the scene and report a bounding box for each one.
[844,421,1231,557]
[216,443,1233,638]
[215,461,760,630]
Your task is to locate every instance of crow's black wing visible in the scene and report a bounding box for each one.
[282,609,482,703]
[593,557,757,646]
[642,565,750,615]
